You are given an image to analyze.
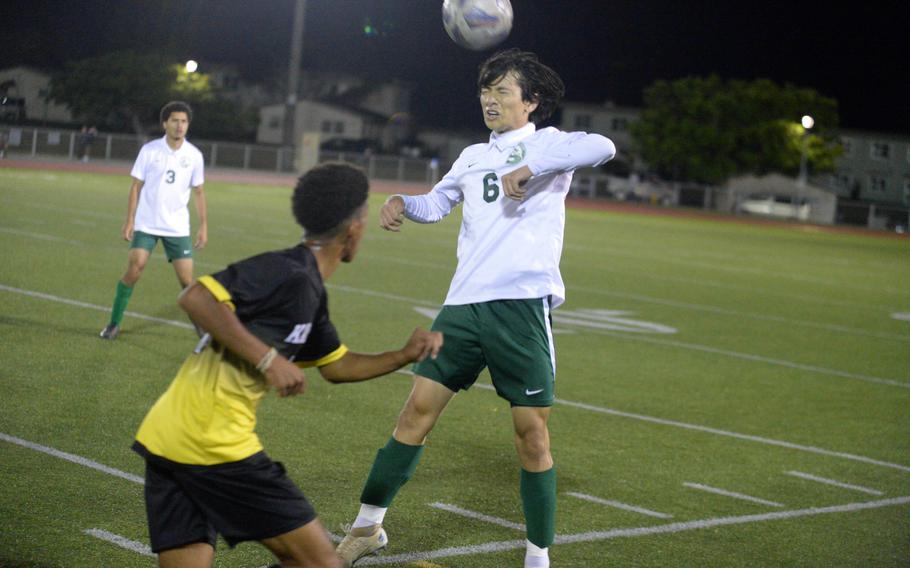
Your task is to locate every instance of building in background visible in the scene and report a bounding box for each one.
[828,130,910,207]
[256,71,414,153]
[560,101,641,171]
[0,66,72,124]
[557,101,910,210]
[258,99,387,149]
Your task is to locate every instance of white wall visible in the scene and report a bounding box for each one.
[0,66,72,123]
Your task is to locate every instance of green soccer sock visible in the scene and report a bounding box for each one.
[359,437,424,507]
[109,281,134,326]
[521,467,556,548]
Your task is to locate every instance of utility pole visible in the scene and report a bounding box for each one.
[283,0,306,148]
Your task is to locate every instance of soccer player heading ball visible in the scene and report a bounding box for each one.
[337,49,615,567]
[132,163,443,567]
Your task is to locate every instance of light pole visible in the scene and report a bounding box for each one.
[185,60,198,73]
[797,115,813,187]
[795,115,813,221]
[283,0,306,150]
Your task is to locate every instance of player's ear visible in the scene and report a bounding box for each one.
[343,217,360,242]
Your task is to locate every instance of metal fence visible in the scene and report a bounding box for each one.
[0,125,442,185]
[837,200,910,232]
[570,171,909,233]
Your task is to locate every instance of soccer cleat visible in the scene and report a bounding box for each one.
[336,524,388,567]
[99,324,120,340]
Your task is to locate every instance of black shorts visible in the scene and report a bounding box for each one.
[132,441,317,553]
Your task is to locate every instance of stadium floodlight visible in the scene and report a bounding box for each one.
[185,60,199,73]
[801,115,815,130]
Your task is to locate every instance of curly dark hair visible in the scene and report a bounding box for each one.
[477,48,565,124]
[160,101,193,123]
[292,162,369,238]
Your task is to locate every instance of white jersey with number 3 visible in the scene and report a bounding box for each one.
[401,123,615,308]
[131,136,205,237]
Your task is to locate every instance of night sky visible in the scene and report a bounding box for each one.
[3,0,908,134]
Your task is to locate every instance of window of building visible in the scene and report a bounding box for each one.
[832,173,851,190]
[841,137,852,156]
[869,176,887,192]
[870,142,890,160]
[574,114,592,129]
[334,121,344,134]
[321,120,333,133]
[268,116,281,129]
[611,117,628,131]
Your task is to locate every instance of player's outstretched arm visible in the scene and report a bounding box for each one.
[178,283,307,397]
[317,327,443,383]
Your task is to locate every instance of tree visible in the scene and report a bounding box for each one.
[49,51,221,135]
[50,52,175,134]
[630,76,842,185]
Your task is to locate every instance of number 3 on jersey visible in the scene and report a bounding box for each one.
[165,169,176,184]
[483,173,499,203]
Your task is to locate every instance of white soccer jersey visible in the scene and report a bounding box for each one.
[130,136,205,237]
[401,123,615,308]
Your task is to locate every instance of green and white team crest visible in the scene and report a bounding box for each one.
[506,143,526,165]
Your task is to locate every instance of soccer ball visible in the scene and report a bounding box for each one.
[442,0,513,51]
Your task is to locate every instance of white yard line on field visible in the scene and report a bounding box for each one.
[785,470,885,496]
[0,226,77,243]
[0,432,143,484]
[683,482,784,507]
[565,492,674,519]
[356,496,910,565]
[83,528,154,557]
[0,284,194,329]
[429,502,526,531]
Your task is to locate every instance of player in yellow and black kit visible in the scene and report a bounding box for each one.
[132,163,443,568]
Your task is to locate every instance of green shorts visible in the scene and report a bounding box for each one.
[131,231,193,262]
[413,298,556,407]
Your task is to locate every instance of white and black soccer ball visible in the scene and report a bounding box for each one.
[442,0,513,51]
